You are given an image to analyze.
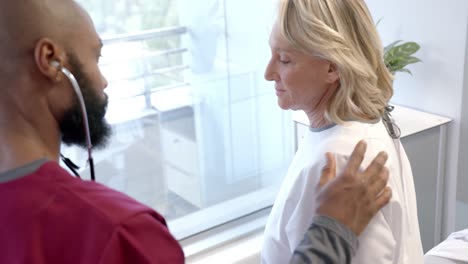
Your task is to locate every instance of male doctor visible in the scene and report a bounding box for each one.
[0,0,391,263]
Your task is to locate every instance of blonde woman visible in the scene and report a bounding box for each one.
[262,0,423,263]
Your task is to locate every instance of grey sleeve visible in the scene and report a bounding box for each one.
[289,215,359,264]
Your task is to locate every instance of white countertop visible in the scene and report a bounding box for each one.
[292,104,452,138]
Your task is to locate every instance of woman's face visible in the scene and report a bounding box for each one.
[264,25,339,113]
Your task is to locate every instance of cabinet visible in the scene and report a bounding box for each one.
[160,114,204,207]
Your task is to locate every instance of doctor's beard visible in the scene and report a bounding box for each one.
[59,52,111,149]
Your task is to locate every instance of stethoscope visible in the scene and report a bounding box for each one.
[382,105,401,139]
[52,61,96,181]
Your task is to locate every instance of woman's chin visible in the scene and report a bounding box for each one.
[277,100,290,110]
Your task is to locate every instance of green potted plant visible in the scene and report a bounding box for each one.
[384,40,421,75]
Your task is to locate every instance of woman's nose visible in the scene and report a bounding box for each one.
[264,59,277,81]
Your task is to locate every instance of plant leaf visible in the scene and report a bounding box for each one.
[384,40,421,75]
[396,68,413,75]
[394,42,420,56]
[376,17,383,27]
[405,56,422,65]
[384,40,402,54]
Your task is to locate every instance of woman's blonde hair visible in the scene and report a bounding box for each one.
[278,0,393,123]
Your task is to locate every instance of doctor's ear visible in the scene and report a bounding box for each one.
[34,38,65,82]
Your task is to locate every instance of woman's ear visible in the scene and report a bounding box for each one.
[34,38,65,82]
[326,61,340,84]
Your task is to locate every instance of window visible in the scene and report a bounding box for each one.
[63,0,294,239]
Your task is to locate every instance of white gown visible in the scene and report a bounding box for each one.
[261,120,424,264]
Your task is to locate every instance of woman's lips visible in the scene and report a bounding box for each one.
[275,89,286,96]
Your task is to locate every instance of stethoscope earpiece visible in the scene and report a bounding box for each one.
[50,60,61,69]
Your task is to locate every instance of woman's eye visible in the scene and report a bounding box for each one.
[280,60,291,64]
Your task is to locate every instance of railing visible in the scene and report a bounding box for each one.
[100,26,190,109]
[102,26,188,44]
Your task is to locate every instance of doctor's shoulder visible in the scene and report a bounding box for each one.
[81,185,184,263]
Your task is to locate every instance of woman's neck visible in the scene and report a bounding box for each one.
[305,109,333,129]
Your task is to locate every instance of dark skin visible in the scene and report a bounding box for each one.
[314,140,392,236]
[0,0,107,174]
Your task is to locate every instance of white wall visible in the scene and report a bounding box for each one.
[366,0,468,236]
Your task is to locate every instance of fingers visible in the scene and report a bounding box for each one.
[373,187,392,211]
[368,167,389,197]
[363,151,388,184]
[318,152,336,188]
[344,140,367,173]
